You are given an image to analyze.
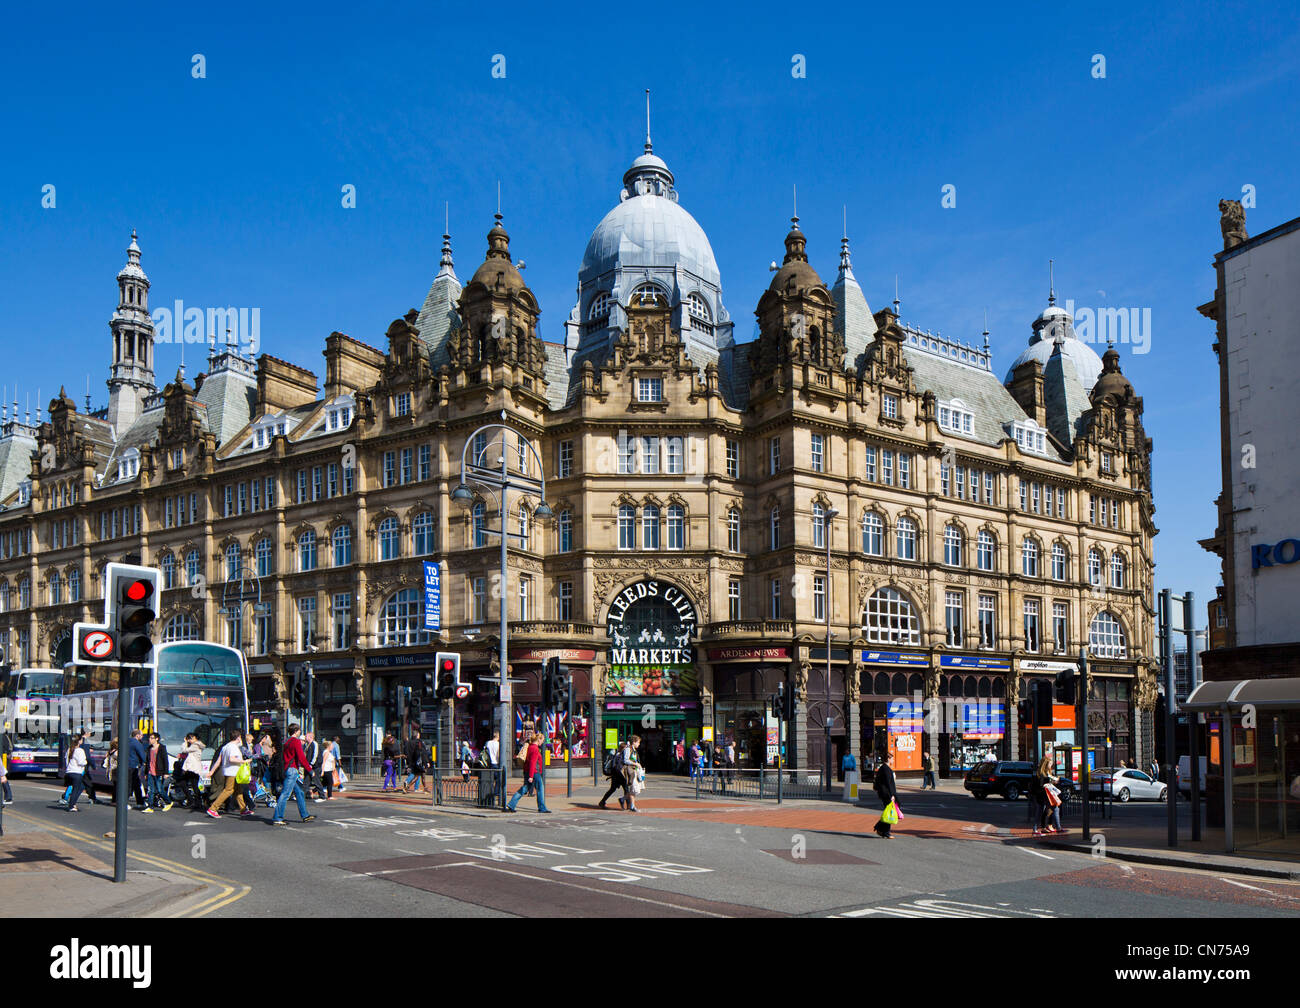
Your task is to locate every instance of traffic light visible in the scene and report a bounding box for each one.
[410,694,422,718]
[554,666,571,710]
[436,651,461,701]
[292,677,307,706]
[422,669,435,701]
[543,656,559,710]
[106,562,160,667]
[1054,667,1078,706]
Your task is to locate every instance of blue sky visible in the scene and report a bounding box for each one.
[4,1,1298,624]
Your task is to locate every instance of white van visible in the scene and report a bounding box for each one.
[1177,756,1208,797]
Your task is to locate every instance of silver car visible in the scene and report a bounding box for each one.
[1088,767,1167,802]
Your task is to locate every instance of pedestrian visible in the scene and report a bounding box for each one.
[205,730,254,819]
[689,740,701,779]
[145,732,173,812]
[460,739,473,781]
[922,750,936,790]
[506,732,552,813]
[598,737,631,810]
[621,736,643,812]
[841,746,857,782]
[401,729,425,793]
[105,739,119,804]
[332,737,347,792]
[381,733,399,791]
[127,729,148,810]
[485,730,500,768]
[319,737,336,800]
[1035,755,1064,836]
[63,734,91,812]
[176,733,205,810]
[674,737,685,775]
[725,738,736,785]
[271,724,316,825]
[1149,757,1160,783]
[873,751,898,838]
[1,722,13,805]
[303,732,324,801]
[255,733,276,796]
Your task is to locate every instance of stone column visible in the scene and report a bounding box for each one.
[793,657,810,770]
[847,661,863,769]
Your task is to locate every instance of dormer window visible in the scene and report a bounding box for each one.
[637,377,664,403]
[395,392,411,418]
[630,283,668,308]
[938,399,975,436]
[687,292,712,335]
[1011,421,1049,456]
[118,449,140,482]
[17,481,31,506]
[588,291,613,322]
[325,396,355,433]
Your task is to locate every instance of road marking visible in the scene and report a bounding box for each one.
[839,898,1058,919]
[394,848,424,856]
[5,809,249,917]
[1220,878,1299,901]
[1014,845,1055,860]
[462,861,732,917]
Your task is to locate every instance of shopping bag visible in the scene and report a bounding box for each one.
[882,799,899,825]
[235,762,251,785]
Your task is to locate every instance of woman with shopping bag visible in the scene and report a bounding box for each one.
[873,750,899,838]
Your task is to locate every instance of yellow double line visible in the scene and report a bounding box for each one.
[7,810,249,917]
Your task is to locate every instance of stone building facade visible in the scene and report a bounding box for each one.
[0,143,1158,774]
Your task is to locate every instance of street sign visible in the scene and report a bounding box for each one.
[423,561,441,632]
[454,684,470,700]
[82,629,114,660]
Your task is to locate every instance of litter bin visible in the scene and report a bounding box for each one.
[843,769,861,803]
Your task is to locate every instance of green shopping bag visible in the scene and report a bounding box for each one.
[881,799,899,825]
[235,762,252,785]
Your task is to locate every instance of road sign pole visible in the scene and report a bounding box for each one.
[1162,588,1177,847]
[566,673,573,799]
[113,667,130,882]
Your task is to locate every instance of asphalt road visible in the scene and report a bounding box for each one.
[8,778,1300,918]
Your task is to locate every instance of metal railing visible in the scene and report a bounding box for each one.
[692,767,826,802]
[432,767,505,809]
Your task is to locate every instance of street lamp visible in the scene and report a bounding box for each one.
[824,507,838,791]
[453,416,551,807]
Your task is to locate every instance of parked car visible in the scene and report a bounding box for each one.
[1177,756,1208,798]
[1089,767,1167,802]
[963,760,1036,800]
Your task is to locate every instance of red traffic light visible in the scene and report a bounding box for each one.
[442,659,455,671]
[125,579,151,602]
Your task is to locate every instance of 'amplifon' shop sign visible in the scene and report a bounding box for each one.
[1251,538,1300,570]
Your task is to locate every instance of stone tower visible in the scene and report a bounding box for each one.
[107,230,156,437]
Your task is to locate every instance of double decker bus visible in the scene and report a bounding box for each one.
[0,668,65,776]
[61,641,249,787]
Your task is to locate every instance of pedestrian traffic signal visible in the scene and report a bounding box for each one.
[435,651,462,701]
[105,562,161,667]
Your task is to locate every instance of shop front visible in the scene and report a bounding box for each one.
[858,649,928,776]
[938,655,1010,775]
[600,577,703,773]
[365,650,444,757]
[285,657,358,753]
[508,647,596,767]
[709,647,789,769]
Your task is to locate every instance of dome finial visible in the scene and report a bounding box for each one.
[983,309,991,353]
[438,201,455,275]
[645,88,652,154]
[1048,258,1055,306]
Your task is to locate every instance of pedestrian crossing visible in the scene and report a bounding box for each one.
[835,897,1059,918]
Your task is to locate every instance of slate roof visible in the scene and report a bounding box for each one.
[0,423,37,508]
[413,235,462,370]
[1042,340,1092,448]
[541,341,572,410]
[900,325,1071,465]
[831,238,876,374]
[195,350,257,447]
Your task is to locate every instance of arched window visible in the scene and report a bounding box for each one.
[896,517,917,561]
[378,588,431,647]
[862,512,884,556]
[298,530,317,572]
[163,612,200,642]
[618,505,636,550]
[378,517,400,561]
[68,568,80,603]
[1051,542,1068,581]
[49,571,62,606]
[686,292,712,323]
[413,512,435,556]
[558,510,573,553]
[727,508,741,553]
[333,525,353,566]
[1089,611,1127,658]
[588,291,614,321]
[977,530,996,571]
[185,551,201,587]
[225,542,242,581]
[1022,538,1040,577]
[472,502,487,548]
[1110,552,1126,589]
[630,282,668,308]
[160,554,176,589]
[863,587,920,645]
[256,538,274,577]
[943,524,963,566]
[641,505,660,550]
[1088,548,1104,586]
[666,505,685,550]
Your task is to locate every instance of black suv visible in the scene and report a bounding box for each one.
[963,760,1036,801]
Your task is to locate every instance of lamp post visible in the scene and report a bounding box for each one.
[453,415,551,808]
[824,507,838,791]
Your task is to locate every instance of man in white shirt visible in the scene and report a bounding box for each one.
[485,731,501,768]
[206,730,253,818]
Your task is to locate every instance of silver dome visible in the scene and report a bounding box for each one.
[580,193,721,289]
